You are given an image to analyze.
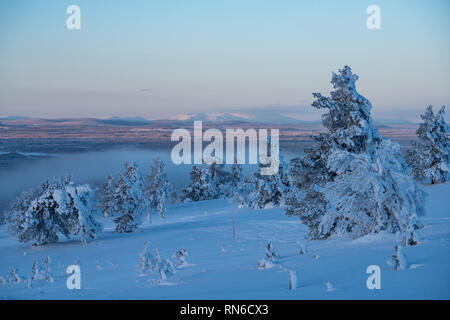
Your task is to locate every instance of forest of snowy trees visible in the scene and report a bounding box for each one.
[1,66,449,247]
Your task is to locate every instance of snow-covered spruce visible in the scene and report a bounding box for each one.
[406,105,449,185]
[99,174,115,217]
[285,66,424,245]
[146,158,171,221]
[182,165,217,202]
[234,143,288,209]
[8,177,102,246]
[112,161,148,233]
[234,167,286,209]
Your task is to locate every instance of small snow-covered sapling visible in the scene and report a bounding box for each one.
[326,280,335,292]
[109,255,118,268]
[392,244,407,270]
[173,248,189,268]
[288,270,297,290]
[266,242,278,260]
[7,267,22,284]
[137,241,152,274]
[297,241,307,255]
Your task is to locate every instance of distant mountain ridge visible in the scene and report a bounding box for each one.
[0,112,416,126]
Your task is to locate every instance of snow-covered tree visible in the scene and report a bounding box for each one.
[112,161,148,233]
[233,175,259,208]
[153,248,175,280]
[230,161,244,190]
[146,158,171,221]
[137,241,152,275]
[182,165,217,202]
[406,105,449,184]
[7,267,22,284]
[325,280,335,292]
[210,162,232,198]
[34,256,54,283]
[234,164,287,209]
[265,242,278,260]
[173,248,189,268]
[288,270,297,290]
[99,174,115,217]
[297,240,307,255]
[234,139,288,209]
[256,258,275,270]
[8,177,102,246]
[0,202,6,225]
[285,66,424,245]
[31,260,40,280]
[392,244,407,270]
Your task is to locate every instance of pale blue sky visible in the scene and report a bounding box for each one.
[0,0,449,119]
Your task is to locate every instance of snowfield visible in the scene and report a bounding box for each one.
[0,183,449,300]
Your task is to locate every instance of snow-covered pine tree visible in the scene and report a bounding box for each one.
[406,105,449,184]
[146,158,171,221]
[181,165,217,202]
[8,177,102,246]
[285,66,424,245]
[99,174,115,217]
[113,161,148,233]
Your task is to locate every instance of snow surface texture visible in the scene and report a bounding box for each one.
[0,183,449,299]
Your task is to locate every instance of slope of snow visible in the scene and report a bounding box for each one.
[0,184,449,299]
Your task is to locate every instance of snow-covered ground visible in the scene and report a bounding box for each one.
[1,183,449,300]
